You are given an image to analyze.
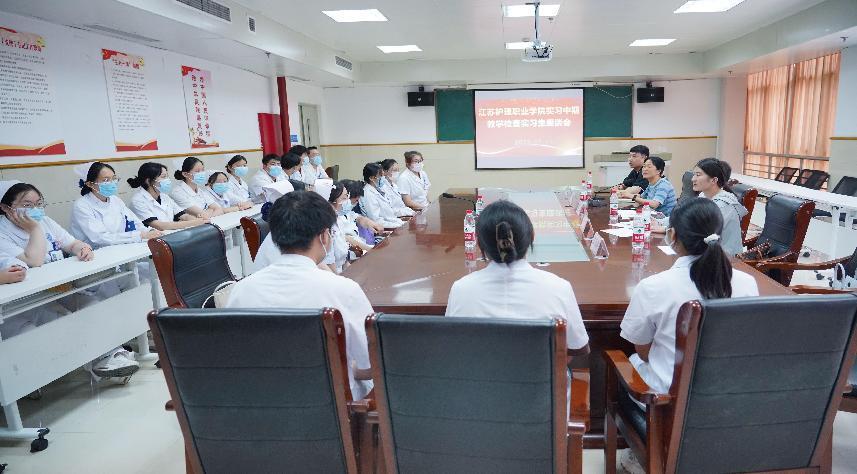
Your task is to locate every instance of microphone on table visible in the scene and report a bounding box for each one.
[441,193,476,210]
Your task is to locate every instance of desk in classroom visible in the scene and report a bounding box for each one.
[342,187,793,445]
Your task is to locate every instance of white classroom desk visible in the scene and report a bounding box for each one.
[0,204,262,444]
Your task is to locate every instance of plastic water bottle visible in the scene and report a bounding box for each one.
[609,189,619,224]
[475,194,484,216]
[642,204,652,240]
[586,171,593,194]
[464,249,477,271]
[464,210,476,251]
[632,207,645,251]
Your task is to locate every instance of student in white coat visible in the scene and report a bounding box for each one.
[128,162,209,231]
[202,171,253,213]
[359,163,404,229]
[379,159,415,217]
[617,198,759,473]
[691,158,746,256]
[446,200,590,354]
[249,154,285,203]
[289,145,310,184]
[224,155,251,201]
[396,150,431,211]
[226,190,374,399]
[171,157,223,218]
[303,146,329,182]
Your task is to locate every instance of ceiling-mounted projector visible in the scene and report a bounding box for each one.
[521,1,553,62]
[522,41,553,62]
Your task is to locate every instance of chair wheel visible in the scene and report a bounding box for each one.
[30,428,49,453]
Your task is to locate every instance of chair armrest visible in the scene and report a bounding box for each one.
[743,235,759,248]
[742,250,797,268]
[791,285,855,295]
[758,255,851,272]
[347,397,375,413]
[353,367,373,380]
[165,400,175,411]
[603,350,671,406]
[567,419,586,436]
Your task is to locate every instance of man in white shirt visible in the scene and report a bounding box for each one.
[226,190,374,399]
[249,154,285,203]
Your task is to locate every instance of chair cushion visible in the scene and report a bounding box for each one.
[758,194,806,258]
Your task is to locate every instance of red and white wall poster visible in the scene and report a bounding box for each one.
[181,65,218,148]
[102,49,158,152]
[0,26,66,156]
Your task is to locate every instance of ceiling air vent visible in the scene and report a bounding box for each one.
[176,0,232,22]
[79,24,161,43]
[248,16,256,33]
[335,56,353,71]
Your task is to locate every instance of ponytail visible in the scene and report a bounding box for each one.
[671,199,733,299]
[495,221,517,263]
[176,156,202,182]
[129,162,166,190]
[476,200,534,265]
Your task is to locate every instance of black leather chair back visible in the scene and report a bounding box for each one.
[148,224,235,308]
[796,169,829,190]
[673,295,857,473]
[757,194,806,258]
[289,178,306,191]
[240,212,269,261]
[831,176,857,196]
[677,171,696,204]
[369,315,563,473]
[774,166,798,183]
[326,164,340,181]
[151,308,355,473]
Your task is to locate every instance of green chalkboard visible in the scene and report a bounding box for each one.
[435,89,475,142]
[583,86,633,138]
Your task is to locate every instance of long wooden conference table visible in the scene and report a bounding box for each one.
[343,187,792,445]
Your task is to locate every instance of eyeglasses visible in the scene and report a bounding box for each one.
[15,200,47,209]
[95,177,120,184]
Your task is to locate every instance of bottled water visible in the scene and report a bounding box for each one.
[632,207,645,251]
[609,189,619,224]
[475,194,484,217]
[464,210,476,251]
[642,204,652,240]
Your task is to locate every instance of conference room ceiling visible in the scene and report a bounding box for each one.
[234,0,827,61]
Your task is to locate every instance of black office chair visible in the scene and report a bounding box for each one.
[149,308,364,474]
[148,224,236,309]
[604,295,857,473]
[813,175,857,224]
[289,179,307,191]
[677,170,696,205]
[326,164,340,181]
[367,314,587,474]
[774,166,799,183]
[795,169,829,190]
[239,213,269,261]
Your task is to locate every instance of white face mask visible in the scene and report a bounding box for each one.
[318,230,331,264]
[411,162,424,173]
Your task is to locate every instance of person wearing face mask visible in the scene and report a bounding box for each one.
[378,158,415,217]
[288,145,309,183]
[203,171,253,213]
[225,155,251,201]
[281,152,305,187]
[171,157,223,218]
[360,163,405,229]
[301,146,329,186]
[226,190,374,399]
[249,154,286,203]
[327,182,374,271]
[691,158,746,256]
[397,150,431,211]
[630,156,677,216]
[128,162,209,231]
[71,162,163,247]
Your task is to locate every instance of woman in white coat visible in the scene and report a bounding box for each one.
[379,158,415,217]
[170,157,223,218]
[224,155,251,201]
[128,162,209,231]
[202,171,253,213]
[396,150,431,211]
[359,163,404,229]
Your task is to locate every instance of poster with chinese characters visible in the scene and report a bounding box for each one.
[0,26,66,157]
[102,49,158,152]
[181,65,218,148]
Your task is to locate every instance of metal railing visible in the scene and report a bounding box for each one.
[742,151,829,186]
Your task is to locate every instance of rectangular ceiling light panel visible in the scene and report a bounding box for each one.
[322,9,388,22]
[674,0,745,13]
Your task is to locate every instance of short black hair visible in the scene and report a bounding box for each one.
[379,158,398,172]
[269,190,336,253]
[207,171,227,186]
[307,146,318,152]
[1,183,43,207]
[288,179,307,191]
[645,156,666,176]
[630,145,649,157]
[81,162,116,196]
[404,151,422,164]
[363,162,382,183]
[262,154,280,166]
[281,153,301,169]
[341,179,365,198]
[128,162,166,190]
[476,200,534,264]
[227,155,247,170]
[289,145,308,156]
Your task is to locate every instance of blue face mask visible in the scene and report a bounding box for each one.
[232,166,248,177]
[378,176,388,188]
[311,155,323,166]
[302,156,310,165]
[192,171,208,186]
[18,207,45,222]
[268,165,283,177]
[157,179,172,194]
[212,182,229,195]
[98,181,118,197]
[340,200,353,214]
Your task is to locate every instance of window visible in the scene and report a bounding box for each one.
[743,52,840,186]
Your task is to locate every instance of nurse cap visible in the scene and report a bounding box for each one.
[73,162,97,187]
[0,180,22,200]
[261,180,294,203]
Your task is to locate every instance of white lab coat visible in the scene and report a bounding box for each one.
[300,164,328,186]
[359,185,404,228]
[446,259,590,350]
[201,186,245,208]
[249,170,283,203]
[170,180,209,211]
[71,193,145,247]
[226,253,374,400]
[396,169,431,207]
[620,255,759,395]
[0,215,75,264]
[253,234,278,272]
[129,189,185,227]
[321,218,350,273]
[227,173,251,201]
[380,179,415,216]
